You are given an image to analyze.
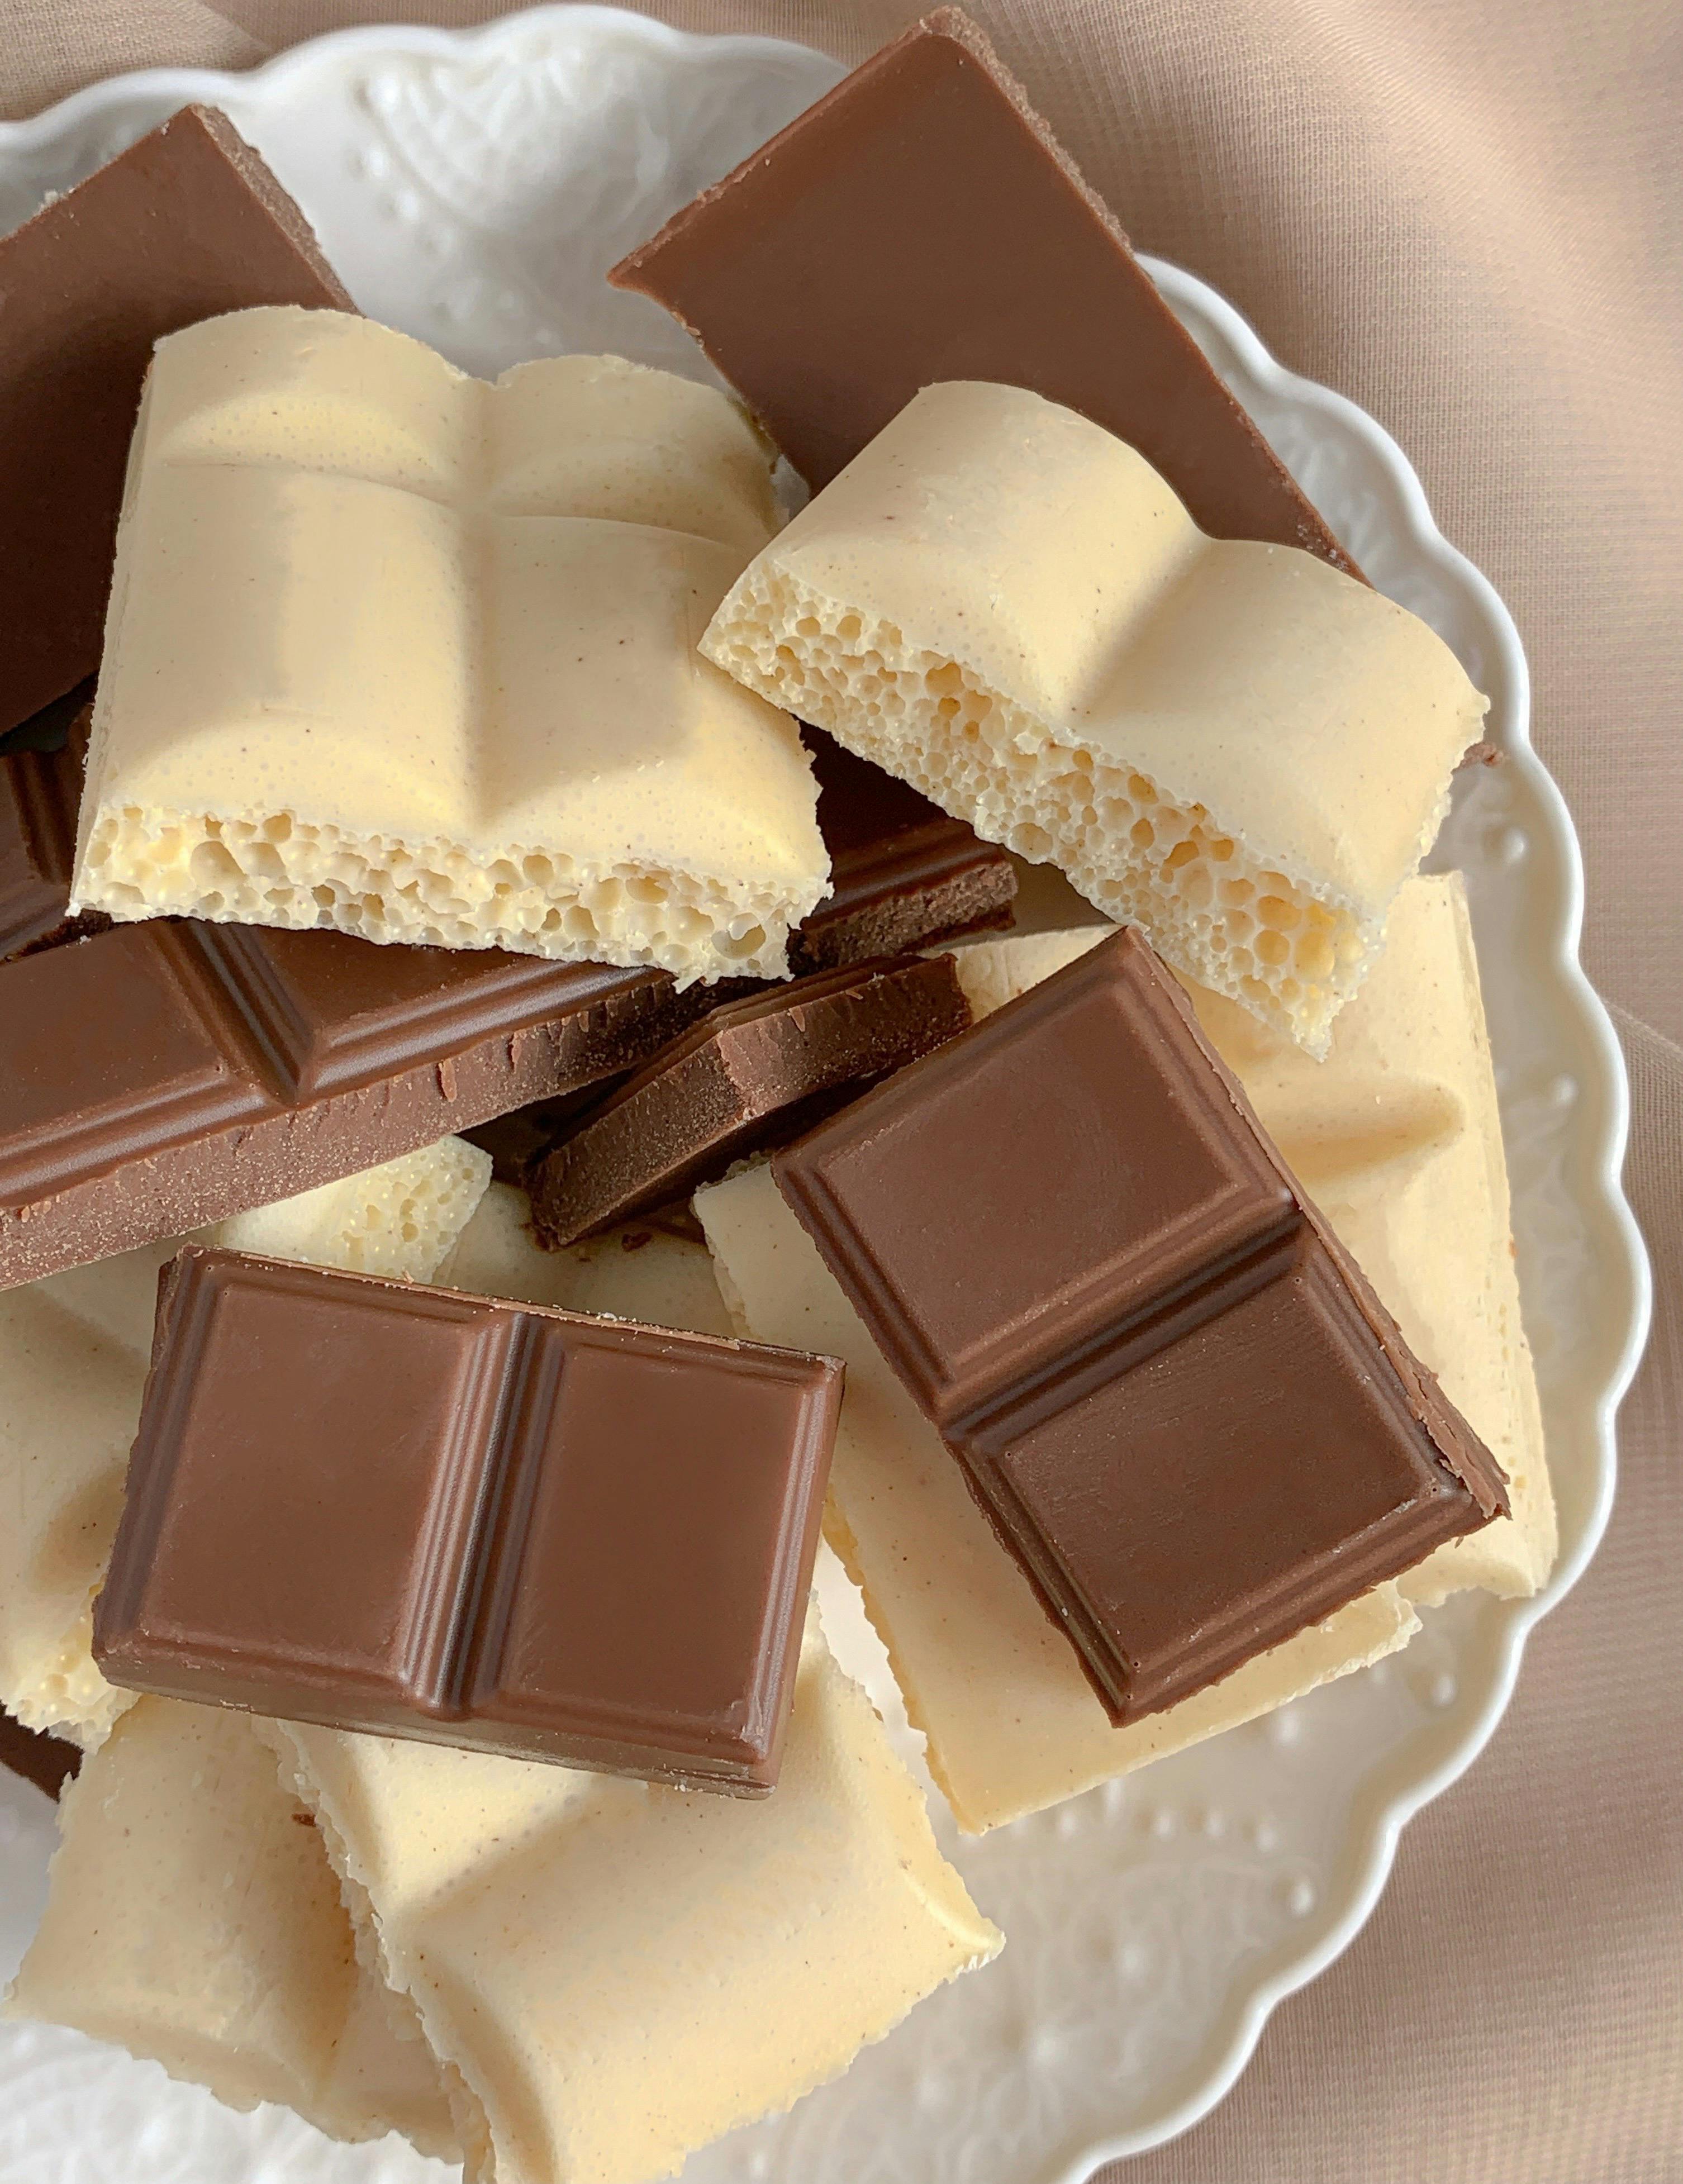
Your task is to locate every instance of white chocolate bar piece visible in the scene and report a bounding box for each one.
[0,1135,490,1743]
[73,308,827,982]
[265,1613,998,2184]
[5,1696,458,2159]
[701,379,1485,1051]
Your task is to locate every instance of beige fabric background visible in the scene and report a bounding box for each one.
[2,1,1677,2176]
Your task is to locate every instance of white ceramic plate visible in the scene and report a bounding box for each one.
[0,9,1651,2182]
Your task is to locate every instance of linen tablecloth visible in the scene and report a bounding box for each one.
[2,3,1677,2177]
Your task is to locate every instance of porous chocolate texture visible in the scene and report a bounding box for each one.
[773,929,1506,1721]
[0,105,354,736]
[94,1248,841,1791]
[530,951,973,1248]
[611,8,1357,573]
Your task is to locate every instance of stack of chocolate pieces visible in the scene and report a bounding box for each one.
[0,15,1538,2184]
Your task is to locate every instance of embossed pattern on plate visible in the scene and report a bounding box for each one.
[0,9,1649,2182]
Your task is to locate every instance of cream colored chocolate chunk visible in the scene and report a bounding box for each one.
[701,379,1486,1050]
[5,1697,458,2158]
[72,307,827,981]
[265,1615,999,2184]
[697,879,1550,1832]
[0,1136,489,1744]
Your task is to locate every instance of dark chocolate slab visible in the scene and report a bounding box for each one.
[0,105,354,736]
[0,1707,79,1799]
[530,951,972,1249]
[792,727,1015,972]
[773,928,1506,1721]
[0,921,695,1289]
[611,9,1357,574]
[94,1247,840,1790]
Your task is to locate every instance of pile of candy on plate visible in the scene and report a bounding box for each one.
[0,12,1552,2181]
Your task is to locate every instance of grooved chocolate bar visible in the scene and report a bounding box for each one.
[94,1248,840,1790]
[0,921,700,1289]
[530,951,972,1248]
[611,8,1357,574]
[773,929,1506,1721]
[793,728,1014,972]
[0,106,354,736]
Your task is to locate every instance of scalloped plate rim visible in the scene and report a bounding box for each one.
[0,8,1652,2177]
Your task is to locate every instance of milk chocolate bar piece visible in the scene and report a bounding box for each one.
[773,929,1506,1721]
[530,953,972,1248]
[0,921,701,1290]
[793,729,1015,972]
[0,106,353,735]
[0,1707,79,1798]
[611,9,1355,573]
[94,1248,841,1790]
[0,701,108,962]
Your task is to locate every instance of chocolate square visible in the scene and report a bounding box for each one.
[94,1248,840,1790]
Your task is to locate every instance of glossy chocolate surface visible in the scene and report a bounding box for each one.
[612,9,1356,574]
[94,1248,841,1791]
[774,929,1506,1720]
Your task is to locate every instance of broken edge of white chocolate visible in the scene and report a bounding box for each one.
[702,380,1485,1052]
[4,1696,459,2161]
[263,1615,1000,2184]
[73,308,828,984]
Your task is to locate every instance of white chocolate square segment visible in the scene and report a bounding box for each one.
[72,307,828,982]
[701,379,1486,1050]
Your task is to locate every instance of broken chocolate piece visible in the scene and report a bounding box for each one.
[793,728,1015,972]
[611,9,1355,573]
[94,1247,840,1791]
[0,106,354,736]
[0,1707,79,1799]
[0,921,706,1290]
[530,952,972,1249]
[0,701,108,962]
[772,928,1506,1721]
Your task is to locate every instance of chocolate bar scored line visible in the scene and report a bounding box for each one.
[772,927,1507,1723]
[0,920,692,1288]
[94,1248,840,1788]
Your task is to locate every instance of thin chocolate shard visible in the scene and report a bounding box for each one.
[530,952,973,1249]
[772,928,1506,1721]
[0,105,353,735]
[792,728,1015,972]
[94,1247,841,1791]
[0,700,110,962]
[0,921,705,1290]
[611,8,1356,575]
[0,1707,79,1798]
